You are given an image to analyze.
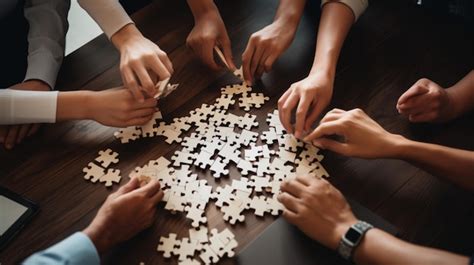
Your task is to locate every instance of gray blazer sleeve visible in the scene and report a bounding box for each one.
[23,0,70,89]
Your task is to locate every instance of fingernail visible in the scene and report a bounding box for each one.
[295,131,301,139]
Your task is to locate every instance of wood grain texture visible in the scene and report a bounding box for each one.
[1,0,473,264]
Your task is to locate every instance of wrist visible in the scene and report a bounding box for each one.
[446,85,468,118]
[83,223,112,254]
[390,135,416,159]
[332,218,358,250]
[188,0,219,22]
[111,24,143,52]
[56,91,91,121]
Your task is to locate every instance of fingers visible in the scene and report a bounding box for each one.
[151,189,164,204]
[397,83,429,106]
[319,109,345,123]
[281,209,299,224]
[219,37,236,70]
[126,114,154,126]
[201,40,220,71]
[122,67,144,102]
[157,49,174,75]
[303,99,328,132]
[146,53,172,83]
[295,175,313,186]
[116,177,140,196]
[304,121,343,142]
[28,124,40,137]
[0,126,7,145]
[294,94,312,139]
[277,192,300,214]
[17,124,30,143]
[129,108,157,119]
[280,180,306,198]
[249,45,265,83]
[5,125,20,149]
[242,38,256,85]
[134,64,155,97]
[139,179,162,197]
[278,91,299,134]
[312,138,349,154]
[263,53,278,73]
[408,111,437,123]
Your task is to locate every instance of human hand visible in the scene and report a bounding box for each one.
[0,80,50,149]
[278,73,334,139]
[86,88,158,127]
[397,78,454,123]
[304,109,404,159]
[112,24,173,102]
[186,7,235,71]
[242,20,297,85]
[278,175,357,250]
[83,177,163,254]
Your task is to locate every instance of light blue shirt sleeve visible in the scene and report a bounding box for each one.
[22,232,100,265]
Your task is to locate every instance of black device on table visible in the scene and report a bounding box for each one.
[0,186,39,251]
[237,198,398,265]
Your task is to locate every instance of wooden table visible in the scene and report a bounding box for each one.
[1,0,473,264]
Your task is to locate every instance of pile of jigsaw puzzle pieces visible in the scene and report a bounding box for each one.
[157,227,237,264]
[81,69,329,264]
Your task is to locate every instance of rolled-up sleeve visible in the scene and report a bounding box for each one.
[78,0,133,39]
[23,232,100,265]
[23,0,70,89]
[321,0,369,21]
[0,89,58,125]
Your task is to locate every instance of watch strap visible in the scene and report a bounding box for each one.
[337,220,373,261]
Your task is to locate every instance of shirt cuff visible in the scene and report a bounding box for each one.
[24,47,61,89]
[23,232,100,265]
[0,89,58,125]
[78,0,134,39]
[321,0,369,21]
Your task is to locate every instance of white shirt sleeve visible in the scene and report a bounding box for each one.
[0,89,58,125]
[77,0,133,39]
[321,0,369,21]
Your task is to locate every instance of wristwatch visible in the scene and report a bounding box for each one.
[337,220,373,261]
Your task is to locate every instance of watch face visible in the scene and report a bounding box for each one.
[346,227,362,242]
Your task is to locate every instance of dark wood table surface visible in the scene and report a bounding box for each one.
[1,0,473,264]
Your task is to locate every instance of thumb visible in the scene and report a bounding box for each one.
[220,37,236,71]
[115,177,140,196]
[312,138,349,155]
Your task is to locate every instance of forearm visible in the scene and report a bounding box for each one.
[187,0,219,21]
[273,0,306,27]
[309,2,355,78]
[395,137,474,191]
[78,0,133,39]
[110,24,144,52]
[447,70,474,116]
[353,229,468,265]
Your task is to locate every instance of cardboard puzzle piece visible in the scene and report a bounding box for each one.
[114,126,140,143]
[189,226,209,244]
[210,157,229,178]
[266,195,284,216]
[83,162,105,182]
[214,94,235,110]
[181,133,203,152]
[185,203,207,228]
[211,185,235,208]
[218,143,241,164]
[238,93,269,111]
[157,233,180,258]
[199,244,220,264]
[236,113,258,130]
[251,175,271,192]
[260,127,279,145]
[249,196,268,217]
[175,237,201,261]
[236,159,257,176]
[99,168,121,187]
[221,83,251,96]
[140,111,162,137]
[194,150,214,170]
[278,134,304,152]
[221,198,246,225]
[171,150,196,167]
[201,137,225,154]
[95,148,119,168]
